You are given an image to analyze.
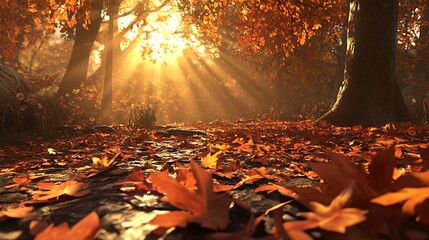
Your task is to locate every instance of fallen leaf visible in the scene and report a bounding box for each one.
[233,173,265,189]
[271,185,366,238]
[201,150,222,169]
[47,148,56,155]
[34,211,100,240]
[367,146,396,193]
[255,183,297,198]
[30,221,50,236]
[0,205,35,222]
[287,148,398,208]
[212,143,231,152]
[297,184,367,233]
[371,170,429,225]
[4,175,32,189]
[115,169,150,191]
[32,180,91,201]
[149,159,232,230]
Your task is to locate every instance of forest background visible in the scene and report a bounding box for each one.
[0,0,428,134]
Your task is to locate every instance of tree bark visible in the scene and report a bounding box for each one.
[412,6,429,123]
[101,0,119,121]
[331,1,349,102]
[57,0,103,97]
[319,0,411,126]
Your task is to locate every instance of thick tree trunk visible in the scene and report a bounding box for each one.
[319,0,411,126]
[57,0,103,97]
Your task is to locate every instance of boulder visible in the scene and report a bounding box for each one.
[0,62,28,129]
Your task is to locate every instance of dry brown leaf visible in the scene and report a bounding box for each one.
[4,175,32,189]
[288,147,399,207]
[34,211,100,240]
[271,185,366,239]
[367,146,396,193]
[298,184,367,233]
[233,173,265,189]
[114,169,151,191]
[255,183,297,198]
[371,171,429,225]
[32,180,91,201]
[149,159,232,230]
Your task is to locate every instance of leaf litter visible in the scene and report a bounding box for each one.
[1,121,429,239]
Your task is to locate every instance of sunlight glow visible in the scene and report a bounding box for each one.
[118,1,208,64]
[93,0,273,124]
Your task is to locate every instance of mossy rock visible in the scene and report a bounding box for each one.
[0,62,28,130]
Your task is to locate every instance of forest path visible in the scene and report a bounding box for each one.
[1,120,428,239]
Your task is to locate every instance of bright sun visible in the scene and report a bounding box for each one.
[118,1,206,64]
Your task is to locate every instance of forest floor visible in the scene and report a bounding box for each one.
[1,120,429,240]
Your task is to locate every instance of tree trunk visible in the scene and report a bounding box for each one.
[101,0,119,121]
[331,0,349,102]
[412,6,429,123]
[319,0,411,126]
[57,0,103,97]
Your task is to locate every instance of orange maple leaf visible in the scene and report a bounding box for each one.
[296,184,367,233]
[0,205,35,223]
[32,180,91,201]
[371,171,429,225]
[4,175,32,189]
[33,211,100,240]
[286,146,401,207]
[272,185,367,239]
[4,174,44,189]
[149,159,232,230]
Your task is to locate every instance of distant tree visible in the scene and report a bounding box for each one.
[413,5,429,122]
[57,0,103,97]
[397,0,429,123]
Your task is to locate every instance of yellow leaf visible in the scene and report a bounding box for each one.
[312,23,322,30]
[201,150,222,169]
